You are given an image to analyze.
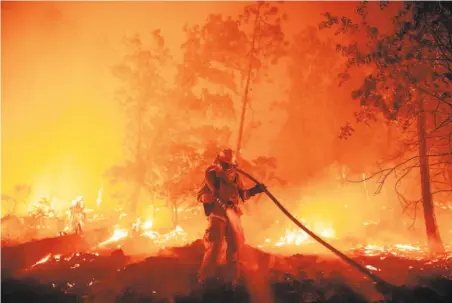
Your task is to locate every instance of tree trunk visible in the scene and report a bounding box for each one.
[171,198,179,228]
[151,192,156,220]
[129,184,141,219]
[417,102,445,255]
[448,163,452,187]
[339,164,347,188]
[236,3,262,155]
[362,172,370,202]
[11,199,18,214]
[173,205,179,228]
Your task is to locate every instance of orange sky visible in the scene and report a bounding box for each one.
[1,1,361,206]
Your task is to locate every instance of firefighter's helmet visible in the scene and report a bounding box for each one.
[72,196,84,207]
[216,148,237,168]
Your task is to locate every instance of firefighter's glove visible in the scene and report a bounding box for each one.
[249,183,266,197]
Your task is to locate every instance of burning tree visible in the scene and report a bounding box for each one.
[320,1,452,254]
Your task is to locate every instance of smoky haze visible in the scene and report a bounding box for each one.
[1,1,358,202]
[2,1,450,249]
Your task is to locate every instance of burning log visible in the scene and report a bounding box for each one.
[1,227,111,276]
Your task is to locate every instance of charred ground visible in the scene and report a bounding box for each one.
[2,232,452,303]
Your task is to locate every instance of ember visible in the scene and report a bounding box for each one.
[31,253,52,268]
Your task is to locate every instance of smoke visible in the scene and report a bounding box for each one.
[2,1,450,254]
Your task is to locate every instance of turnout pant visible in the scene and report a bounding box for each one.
[198,214,244,282]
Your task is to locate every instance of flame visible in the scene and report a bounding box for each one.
[32,253,52,267]
[270,220,337,247]
[97,216,188,249]
[132,218,153,231]
[142,219,153,230]
[275,228,309,247]
[355,243,424,258]
[319,227,336,238]
[5,191,450,263]
[98,228,128,247]
[393,244,421,252]
[96,185,103,208]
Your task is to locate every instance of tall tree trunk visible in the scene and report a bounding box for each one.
[417,101,445,255]
[173,204,179,228]
[448,160,452,187]
[12,199,18,214]
[339,164,347,188]
[151,192,156,220]
[362,172,370,202]
[129,184,141,219]
[236,3,262,155]
[131,102,145,218]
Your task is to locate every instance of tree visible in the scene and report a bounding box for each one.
[144,126,232,227]
[235,1,288,154]
[109,30,172,218]
[176,17,242,122]
[110,3,288,223]
[1,184,32,216]
[111,21,245,223]
[154,140,229,226]
[320,1,452,254]
[164,6,289,218]
[178,1,288,156]
[272,26,389,184]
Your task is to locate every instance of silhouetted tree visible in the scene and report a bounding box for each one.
[1,184,32,216]
[273,26,388,184]
[109,30,171,217]
[178,1,288,155]
[235,1,288,153]
[320,1,452,254]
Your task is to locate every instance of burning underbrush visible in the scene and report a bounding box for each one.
[2,205,452,303]
[2,185,452,302]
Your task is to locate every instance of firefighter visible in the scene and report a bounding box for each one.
[197,148,265,286]
[70,196,86,234]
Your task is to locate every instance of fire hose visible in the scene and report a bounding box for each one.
[236,168,397,295]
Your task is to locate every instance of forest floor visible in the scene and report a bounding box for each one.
[1,232,452,303]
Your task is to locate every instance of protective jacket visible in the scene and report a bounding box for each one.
[197,164,259,220]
